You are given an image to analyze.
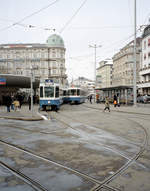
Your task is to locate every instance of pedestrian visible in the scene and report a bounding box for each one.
[113,94,117,107]
[5,94,12,112]
[96,94,99,103]
[28,96,31,110]
[13,99,20,111]
[11,95,14,110]
[17,94,23,109]
[89,95,92,104]
[117,95,120,107]
[103,96,110,112]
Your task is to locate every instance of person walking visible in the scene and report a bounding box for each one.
[113,94,117,107]
[89,95,92,104]
[28,96,31,110]
[103,96,110,112]
[5,95,12,112]
[13,99,20,111]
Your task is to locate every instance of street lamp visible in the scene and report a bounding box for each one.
[89,44,102,101]
[30,66,34,117]
[133,0,137,106]
[89,44,102,86]
[30,65,38,117]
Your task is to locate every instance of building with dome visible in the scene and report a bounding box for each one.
[0,34,67,86]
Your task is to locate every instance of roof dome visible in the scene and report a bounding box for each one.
[46,34,64,48]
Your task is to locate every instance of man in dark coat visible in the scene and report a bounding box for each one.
[5,95,12,112]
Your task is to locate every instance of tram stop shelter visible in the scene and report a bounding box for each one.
[96,85,133,104]
[0,74,40,104]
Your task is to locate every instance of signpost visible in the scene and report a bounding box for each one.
[0,78,6,85]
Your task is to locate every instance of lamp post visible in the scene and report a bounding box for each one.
[89,44,102,101]
[133,0,137,106]
[30,65,38,117]
[30,66,34,117]
[89,44,102,86]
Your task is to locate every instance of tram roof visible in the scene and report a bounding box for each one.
[0,74,39,88]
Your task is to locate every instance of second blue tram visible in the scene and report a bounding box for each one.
[39,80,62,111]
[68,87,87,104]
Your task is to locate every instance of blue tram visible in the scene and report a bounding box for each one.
[39,80,62,111]
[62,88,69,103]
[68,87,87,104]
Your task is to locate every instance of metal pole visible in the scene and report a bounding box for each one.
[94,45,96,85]
[31,67,33,117]
[133,0,137,106]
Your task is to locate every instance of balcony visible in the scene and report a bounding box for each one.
[138,80,150,88]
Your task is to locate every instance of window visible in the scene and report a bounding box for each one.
[40,87,43,97]
[44,87,54,97]
[77,89,80,96]
[55,86,59,97]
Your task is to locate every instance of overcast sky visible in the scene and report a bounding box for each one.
[0,0,150,81]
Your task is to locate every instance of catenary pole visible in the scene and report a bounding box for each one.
[89,44,101,88]
[31,67,33,117]
[133,0,137,106]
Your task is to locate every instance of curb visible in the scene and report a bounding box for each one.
[0,115,43,121]
[84,104,150,116]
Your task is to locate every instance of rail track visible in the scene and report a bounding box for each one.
[51,106,148,191]
[0,104,148,191]
[0,160,48,191]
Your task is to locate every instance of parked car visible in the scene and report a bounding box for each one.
[137,95,150,103]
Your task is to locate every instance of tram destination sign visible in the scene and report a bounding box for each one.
[0,78,6,85]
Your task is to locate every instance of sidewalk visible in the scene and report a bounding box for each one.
[84,102,150,115]
[0,105,43,121]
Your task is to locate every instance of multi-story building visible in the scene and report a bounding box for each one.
[138,25,150,95]
[96,59,113,88]
[112,38,141,87]
[71,77,95,95]
[0,34,67,86]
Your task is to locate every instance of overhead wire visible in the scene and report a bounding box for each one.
[0,0,60,32]
[59,0,88,34]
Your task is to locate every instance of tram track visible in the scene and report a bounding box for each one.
[0,139,117,190]
[0,160,48,191]
[0,105,148,191]
[52,106,148,191]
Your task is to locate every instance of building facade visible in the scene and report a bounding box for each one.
[96,59,113,88]
[0,34,67,86]
[138,25,150,95]
[112,38,141,87]
[71,77,95,95]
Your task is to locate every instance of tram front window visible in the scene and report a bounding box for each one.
[71,89,76,96]
[44,87,54,97]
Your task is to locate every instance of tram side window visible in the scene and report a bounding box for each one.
[40,87,43,98]
[45,87,54,97]
[55,86,59,98]
[77,89,80,96]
